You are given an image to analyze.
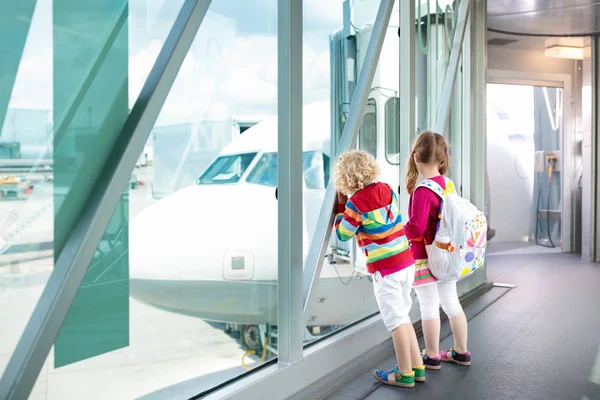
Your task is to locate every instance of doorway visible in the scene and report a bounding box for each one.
[486,82,564,255]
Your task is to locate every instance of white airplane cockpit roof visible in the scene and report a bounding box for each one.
[220,101,332,156]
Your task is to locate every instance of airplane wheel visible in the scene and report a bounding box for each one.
[241,325,263,354]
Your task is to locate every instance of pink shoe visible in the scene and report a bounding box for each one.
[440,348,471,366]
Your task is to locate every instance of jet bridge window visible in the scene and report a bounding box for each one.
[385,97,400,164]
[358,98,377,158]
[246,151,330,190]
[196,152,257,185]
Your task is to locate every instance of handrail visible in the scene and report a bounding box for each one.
[0,1,213,398]
[302,0,395,311]
[434,0,470,134]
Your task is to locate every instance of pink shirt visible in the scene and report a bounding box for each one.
[404,175,446,260]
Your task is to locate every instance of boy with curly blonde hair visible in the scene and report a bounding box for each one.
[333,150,424,388]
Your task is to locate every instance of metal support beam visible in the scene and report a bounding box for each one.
[595,39,600,262]
[586,37,599,261]
[469,0,486,211]
[277,0,303,365]
[399,0,415,205]
[461,9,472,200]
[303,0,395,310]
[0,1,212,398]
[434,0,471,134]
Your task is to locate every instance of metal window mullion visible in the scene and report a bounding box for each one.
[277,0,304,365]
[0,1,212,398]
[593,37,599,262]
[399,0,415,205]
[302,0,395,310]
[434,0,470,134]
[461,9,471,200]
[470,0,486,211]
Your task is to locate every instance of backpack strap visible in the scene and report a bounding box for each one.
[415,179,447,230]
[415,178,446,199]
[442,177,456,196]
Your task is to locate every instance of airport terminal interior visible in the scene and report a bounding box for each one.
[0,0,599,399]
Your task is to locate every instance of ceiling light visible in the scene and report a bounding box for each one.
[545,45,583,60]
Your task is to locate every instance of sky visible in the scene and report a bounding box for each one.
[7,0,345,127]
[5,0,459,131]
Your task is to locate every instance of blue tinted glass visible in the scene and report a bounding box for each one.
[197,153,257,184]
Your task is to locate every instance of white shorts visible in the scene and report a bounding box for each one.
[414,280,463,320]
[372,265,415,331]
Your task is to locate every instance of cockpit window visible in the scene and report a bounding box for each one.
[246,152,278,187]
[246,151,330,189]
[303,150,330,190]
[196,153,257,185]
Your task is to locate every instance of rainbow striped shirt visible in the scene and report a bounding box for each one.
[334,182,415,276]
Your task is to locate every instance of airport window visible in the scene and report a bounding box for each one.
[246,151,330,189]
[358,99,377,157]
[196,152,257,185]
[385,97,400,164]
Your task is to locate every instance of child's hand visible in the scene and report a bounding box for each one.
[337,192,348,205]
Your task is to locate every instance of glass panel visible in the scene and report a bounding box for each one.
[301,0,473,348]
[24,0,278,398]
[302,0,388,344]
[385,96,400,164]
[1,0,185,381]
[414,0,463,193]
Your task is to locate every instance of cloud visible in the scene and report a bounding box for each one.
[7,3,334,127]
[304,0,344,28]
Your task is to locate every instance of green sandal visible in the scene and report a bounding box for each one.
[413,365,426,382]
[372,365,415,388]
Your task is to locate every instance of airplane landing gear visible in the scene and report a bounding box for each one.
[241,324,264,355]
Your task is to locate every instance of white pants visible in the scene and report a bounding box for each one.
[414,281,463,321]
[373,265,415,331]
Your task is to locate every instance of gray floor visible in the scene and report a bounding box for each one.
[326,253,600,400]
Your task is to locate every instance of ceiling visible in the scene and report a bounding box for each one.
[487,31,549,52]
[488,0,600,36]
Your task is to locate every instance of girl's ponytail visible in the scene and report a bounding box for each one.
[434,133,450,175]
[406,152,419,194]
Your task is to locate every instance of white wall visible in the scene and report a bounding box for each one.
[489,47,576,76]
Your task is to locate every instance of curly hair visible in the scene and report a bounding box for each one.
[334,150,380,195]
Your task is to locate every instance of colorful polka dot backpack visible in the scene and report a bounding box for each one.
[417,177,487,281]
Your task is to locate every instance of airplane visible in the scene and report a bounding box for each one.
[129,101,377,354]
[128,1,534,354]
